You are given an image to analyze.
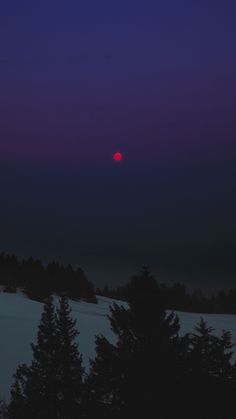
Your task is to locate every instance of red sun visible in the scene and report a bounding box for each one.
[113,152,123,162]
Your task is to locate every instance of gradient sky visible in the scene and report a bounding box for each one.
[1,1,236,290]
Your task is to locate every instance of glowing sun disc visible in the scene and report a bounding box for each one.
[113,152,123,161]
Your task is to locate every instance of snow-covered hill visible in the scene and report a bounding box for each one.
[0,292,236,400]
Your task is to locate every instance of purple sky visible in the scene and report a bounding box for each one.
[0,1,236,289]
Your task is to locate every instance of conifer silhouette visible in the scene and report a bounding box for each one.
[9,296,84,419]
[87,267,181,418]
[55,296,84,418]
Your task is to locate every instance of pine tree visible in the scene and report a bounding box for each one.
[188,318,235,380]
[182,318,236,418]
[55,296,84,419]
[9,295,85,419]
[9,296,59,419]
[87,267,181,418]
[85,335,119,418]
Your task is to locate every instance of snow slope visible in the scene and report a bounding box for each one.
[0,292,236,400]
[0,293,126,400]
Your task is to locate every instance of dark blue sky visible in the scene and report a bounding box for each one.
[0,1,236,290]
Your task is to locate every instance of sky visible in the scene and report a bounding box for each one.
[0,0,236,291]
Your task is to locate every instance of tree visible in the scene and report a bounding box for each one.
[9,296,84,419]
[55,296,84,418]
[9,296,58,419]
[181,318,236,418]
[87,267,182,418]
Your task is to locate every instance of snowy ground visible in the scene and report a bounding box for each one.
[0,292,236,400]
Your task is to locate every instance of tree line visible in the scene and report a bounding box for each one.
[1,268,236,418]
[0,253,96,303]
[2,250,236,313]
[97,278,236,314]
